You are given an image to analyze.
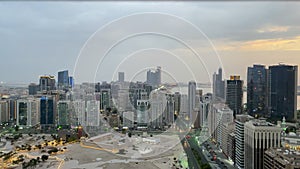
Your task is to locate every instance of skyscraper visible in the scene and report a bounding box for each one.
[118,72,125,82]
[16,99,39,127]
[57,101,70,127]
[58,70,69,90]
[244,119,281,169]
[188,81,196,125]
[28,83,39,95]
[213,68,225,99]
[39,75,56,91]
[268,64,298,122]
[40,96,55,129]
[146,66,161,88]
[226,75,243,117]
[235,115,254,169]
[247,65,268,118]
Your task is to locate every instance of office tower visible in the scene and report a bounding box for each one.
[39,75,56,91]
[188,81,196,125]
[57,101,70,127]
[180,94,188,115]
[40,96,55,129]
[165,94,175,126]
[69,76,74,88]
[137,91,149,127]
[118,72,125,82]
[264,147,300,169]
[216,106,234,146]
[244,119,281,169]
[9,98,17,121]
[0,100,9,123]
[73,100,85,126]
[28,83,39,95]
[86,100,100,126]
[228,132,235,163]
[58,70,69,90]
[213,68,225,99]
[149,90,165,129]
[199,94,212,128]
[268,64,298,121]
[221,122,235,158]
[16,99,39,127]
[226,75,243,117]
[146,66,161,88]
[100,89,111,111]
[174,92,181,116]
[247,65,268,117]
[123,111,134,128]
[235,115,254,169]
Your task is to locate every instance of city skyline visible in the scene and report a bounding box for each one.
[0,2,300,84]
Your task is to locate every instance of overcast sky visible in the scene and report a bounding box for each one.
[1,1,300,85]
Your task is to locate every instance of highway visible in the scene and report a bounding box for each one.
[181,137,200,169]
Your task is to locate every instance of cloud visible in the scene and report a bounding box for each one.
[218,36,300,51]
[257,25,290,33]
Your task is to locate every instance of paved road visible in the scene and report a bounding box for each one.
[181,138,200,169]
[204,140,235,169]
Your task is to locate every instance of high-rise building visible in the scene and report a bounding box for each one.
[235,114,254,169]
[86,100,100,126]
[268,64,298,122]
[100,89,111,111]
[188,81,196,125]
[57,101,70,127]
[199,94,212,128]
[146,66,161,88]
[16,99,40,127]
[69,76,74,88]
[40,96,55,129]
[28,83,39,95]
[58,70,69,90]
[137,91,149,127]
[149,90,165,129]
[39,75,56,91]
[118,72,125,82]
[0,100,9,123]
[247,65,268,117]
[164,93,175,126]
[174,92,181,116]
[213,68,225,99]
[216,106,234,147]
[244,119,281,169]
[226,75,243,117]
[73,100,85,126]
[221,122,235,158]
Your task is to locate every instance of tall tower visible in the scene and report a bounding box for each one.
[118,72,125,82]
[213,68,225,99]
[268,64,298,122]
[188,81,196,125]
[58,70,69,90]
[235,115,254,169]
[247,65,268,118]
[146,66,161,88]
[40,96,55,130]
[39,75,56,91]
[244,119,281,169]
[226,75,243,117]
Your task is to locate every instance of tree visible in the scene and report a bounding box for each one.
[41,155,48,161]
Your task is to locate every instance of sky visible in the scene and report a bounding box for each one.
[0,1,300,85]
